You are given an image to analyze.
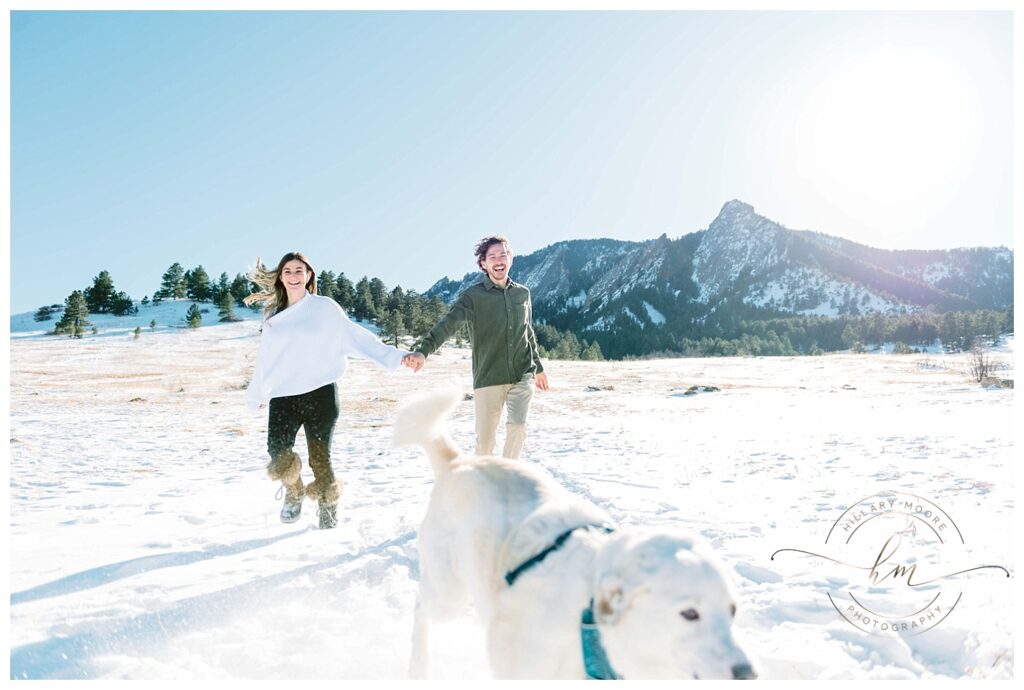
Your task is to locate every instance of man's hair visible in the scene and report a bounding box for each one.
[474,235,512,271]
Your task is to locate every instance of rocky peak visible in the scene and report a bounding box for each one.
[693,200,788,302]
[714,199,756,224]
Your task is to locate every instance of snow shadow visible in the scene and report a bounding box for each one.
[10,529,313,606]
[9,530,417,680]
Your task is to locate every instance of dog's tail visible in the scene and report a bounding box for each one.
[393,388,463,476]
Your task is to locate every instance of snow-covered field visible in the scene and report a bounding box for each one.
[8,309,1015,680]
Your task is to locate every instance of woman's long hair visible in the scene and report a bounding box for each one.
[244,252,317,319]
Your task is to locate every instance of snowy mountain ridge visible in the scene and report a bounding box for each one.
[426,200,1013,336]
[692,199,788,303]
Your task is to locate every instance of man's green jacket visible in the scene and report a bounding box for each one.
[414,274,545,389]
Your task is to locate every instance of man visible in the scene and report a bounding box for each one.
[404,236,548,459]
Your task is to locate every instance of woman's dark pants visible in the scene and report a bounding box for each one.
[267,383,339,487]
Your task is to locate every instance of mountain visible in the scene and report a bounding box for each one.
[425,200,1013,355]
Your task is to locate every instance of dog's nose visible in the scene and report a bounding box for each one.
[731,663,757,680]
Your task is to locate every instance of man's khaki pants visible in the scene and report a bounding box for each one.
[474,375,534,459]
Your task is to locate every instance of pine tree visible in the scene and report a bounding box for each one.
[386,286,403,314]
[177,268,190,298]
[186,265,211,302]
[843,323,869,352]
[381,308,405,347]
[353,277,374,321]
[552,331,581,360]
[33,306,55,322]
[533,323,559,352]
[133,326,142,340]
[217,291,237,322]
[212,272,230,303]
[157,262,186,300]
[150,319,157,330]
[318,270,336,301]
[54,290,91,338]
[84,270,116,313]
[416,296,450,340]
[402,291,425,337]
[186,303,202,329]
[369,277,387,312]
[110,291,137,316]
[334,273,356,311]
[580,340,604,361]
[230,273,251,306]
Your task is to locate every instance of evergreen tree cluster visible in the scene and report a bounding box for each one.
[595,308,1014,359]
[33,304,62,322]
[53,291,92,338]
[149,262,256,326]
[733,309,1012,354]
[331,272,599,356]
[321,272,449,346]
[82,270,138,316]
[43,263,253,337]
[48,270,139,337]
[534,323,604,361]
[153,263,250,308]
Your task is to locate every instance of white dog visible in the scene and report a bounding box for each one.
[394,389,756,680]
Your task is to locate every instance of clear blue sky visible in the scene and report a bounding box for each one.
[10,11,1013,313]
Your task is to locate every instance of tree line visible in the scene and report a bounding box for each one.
[38,263,600,360]
[36,262,1011,361]
[602,308,1013,359]
[39,264,252,337]
[317,271,603,360]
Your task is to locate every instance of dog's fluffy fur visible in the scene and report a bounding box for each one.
[394,389,756,680]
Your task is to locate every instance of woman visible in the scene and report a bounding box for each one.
[244,251,412,529]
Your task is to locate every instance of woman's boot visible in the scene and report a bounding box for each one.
[305,478,341,529]
[267,450,304,523]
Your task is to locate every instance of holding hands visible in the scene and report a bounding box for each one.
[402,352,425,372]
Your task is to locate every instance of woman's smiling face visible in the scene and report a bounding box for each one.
[279,259,312,302]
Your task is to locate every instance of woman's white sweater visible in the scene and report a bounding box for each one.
[245,294,408,410]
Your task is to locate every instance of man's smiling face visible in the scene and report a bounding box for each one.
[480,242,512,286]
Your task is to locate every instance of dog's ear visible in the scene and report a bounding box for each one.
[595,575,626,625]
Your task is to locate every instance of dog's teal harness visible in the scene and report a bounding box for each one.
[581,599,622,680]
[504,524,614,586]
[503,524,621,680]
